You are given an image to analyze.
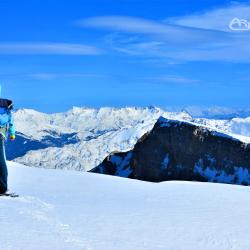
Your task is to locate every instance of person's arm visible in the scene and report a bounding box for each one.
[8,112,15,140]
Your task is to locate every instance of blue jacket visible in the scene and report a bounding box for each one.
[0,107,15,137]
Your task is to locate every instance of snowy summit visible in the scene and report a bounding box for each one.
[1,162,250,250]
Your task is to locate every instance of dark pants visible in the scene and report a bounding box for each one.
[0,136,7,193]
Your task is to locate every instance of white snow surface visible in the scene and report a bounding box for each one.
[12,107,250,170]
[1,162,250,250]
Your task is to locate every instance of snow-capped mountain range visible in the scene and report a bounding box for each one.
[183,106,250,119]
[6,106,250,171]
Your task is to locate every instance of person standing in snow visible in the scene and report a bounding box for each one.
[0,98,15,194]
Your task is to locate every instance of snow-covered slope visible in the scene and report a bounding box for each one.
[1,162,250,250]
[8,107,250,170]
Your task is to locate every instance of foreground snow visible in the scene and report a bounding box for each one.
[1,162,250,250]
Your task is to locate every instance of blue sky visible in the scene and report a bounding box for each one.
[1,0,250,112]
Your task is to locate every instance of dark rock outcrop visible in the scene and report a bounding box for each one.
[91,117,250,185]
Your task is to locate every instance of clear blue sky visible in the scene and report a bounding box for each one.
[1,0,250,112]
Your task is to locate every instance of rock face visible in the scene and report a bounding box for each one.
[92,117,250,185]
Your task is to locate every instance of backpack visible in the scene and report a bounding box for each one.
[0,99,13,110]
[0,98,13,127]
